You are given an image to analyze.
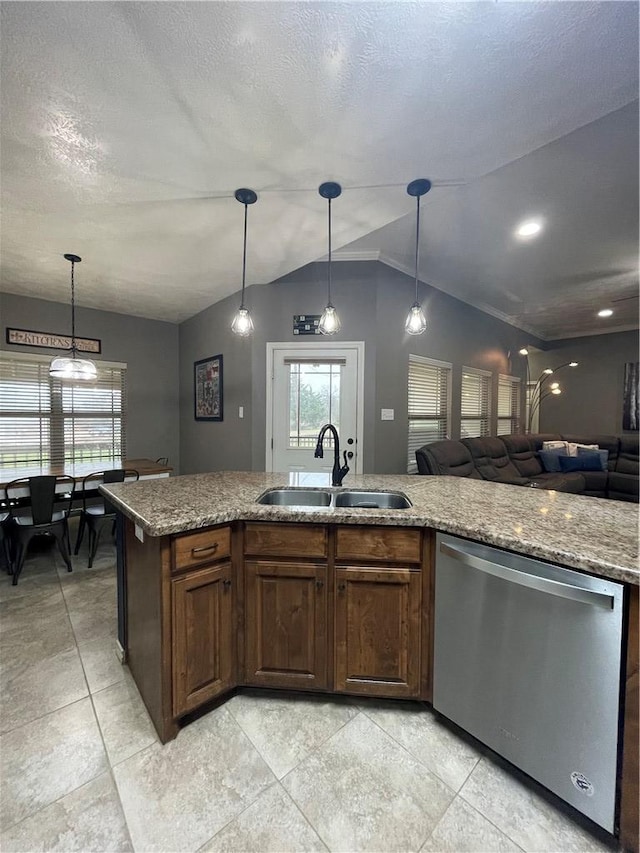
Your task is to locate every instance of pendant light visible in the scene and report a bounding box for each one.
[231,188,258,336]
[318,181,342,335]
[404,178,432,335]
[49,254,97,380]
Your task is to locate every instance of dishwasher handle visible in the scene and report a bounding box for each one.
[439,542,614,610]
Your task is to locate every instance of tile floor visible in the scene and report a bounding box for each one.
[0,534,619,852]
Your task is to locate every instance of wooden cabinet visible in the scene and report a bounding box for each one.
[334,566,422,697]
[172,560,234,716]
[244,561,328,689]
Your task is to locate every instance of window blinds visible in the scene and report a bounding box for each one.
[497,374,521,435]
[407,356,452,473]
[0,352,127,467]
[460,367,491,438]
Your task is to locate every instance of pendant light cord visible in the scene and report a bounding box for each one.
[414,195,420,303]
[70,258,76,354]
[240,202,248,309]
[327,198,332,305]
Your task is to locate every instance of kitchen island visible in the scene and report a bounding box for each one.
[103,472,639,851]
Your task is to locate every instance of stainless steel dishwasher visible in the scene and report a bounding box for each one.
[433,532,625,833]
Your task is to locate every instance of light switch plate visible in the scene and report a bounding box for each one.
[381,408,395,421]
[135,524,144,542]
[239,406,244,419]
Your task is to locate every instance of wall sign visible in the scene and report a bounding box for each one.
[194,353,223,421]
[293,315,321,335]
[6,327,102,353]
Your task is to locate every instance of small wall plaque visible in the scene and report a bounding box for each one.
[293,315,321,335]
[6,327,101,353]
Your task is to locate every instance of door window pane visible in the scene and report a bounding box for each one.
[288,363,341,448]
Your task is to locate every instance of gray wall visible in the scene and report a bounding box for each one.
[531,330,640,435]
[1,292,180,470]
[179,260,533,475]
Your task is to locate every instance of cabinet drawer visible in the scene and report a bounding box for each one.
[244,523,327,558]
[335,526,421,564]
[172,526,231,571]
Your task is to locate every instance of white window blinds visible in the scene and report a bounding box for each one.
[0,351,127,467]
[497,374,521,435]
[460,367,491,438]
[407,355,452,473]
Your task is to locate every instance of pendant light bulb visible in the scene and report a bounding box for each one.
[50,254,97,380]
[231,188,258,337]
[405,178,432,336]
[319,304,341,335]
[318,182,342,336]
[405,303,427,335]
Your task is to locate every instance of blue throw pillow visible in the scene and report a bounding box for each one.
[558,452,603,473]
[577,447,609,472]
[538,449,566,473]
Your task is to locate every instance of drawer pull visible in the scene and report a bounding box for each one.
[316,580,324,590]
[191,543,219,556]
[338,583,346,592]
[222,579,232,589]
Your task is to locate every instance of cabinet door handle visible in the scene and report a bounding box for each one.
[338,583,346,592]
[315,579,324,589]
[191,543,218,556]
[222,578,232,589]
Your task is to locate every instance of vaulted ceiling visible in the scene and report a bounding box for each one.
[1,2,638,338]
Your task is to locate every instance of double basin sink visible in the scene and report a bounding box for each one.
[256,487,412,510]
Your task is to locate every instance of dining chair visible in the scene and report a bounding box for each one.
[5,475,75,585]
[0,487,12,574]
[156,457,169,466]
[74,469,139,567]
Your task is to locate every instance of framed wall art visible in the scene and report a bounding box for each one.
[194,354,223,421]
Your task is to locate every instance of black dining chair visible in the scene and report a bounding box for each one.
[0,487,12,574]
[74,469,139,567]
[155,457,169,466]
[5,475,75,585]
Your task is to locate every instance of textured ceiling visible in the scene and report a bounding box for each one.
[0,1,638,337]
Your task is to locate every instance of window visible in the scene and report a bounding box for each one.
[0,351,127,467]
[460,367,491,438]
[497,374,521,435]
[407,355,452,473]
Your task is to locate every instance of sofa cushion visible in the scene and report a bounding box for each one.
[577,447,609,471]
[415,440,481,478]
[461,437,524,483]
[501,435,545,477]
[608,470,640,502]
[528,473,586,493]
[615,435,639,475]
[579,470,609,497]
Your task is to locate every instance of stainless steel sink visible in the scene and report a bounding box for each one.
[256,488,332,507]
[334,490,412,509]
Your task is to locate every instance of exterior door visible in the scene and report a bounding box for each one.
[267,342,363,475]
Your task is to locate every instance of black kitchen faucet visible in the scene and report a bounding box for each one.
[314,423,349,486]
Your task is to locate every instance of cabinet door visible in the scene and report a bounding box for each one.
[245,561,327,690]
[335,567,421,698]
[172,562,234,717]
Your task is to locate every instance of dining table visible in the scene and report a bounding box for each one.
[0,458,172,498]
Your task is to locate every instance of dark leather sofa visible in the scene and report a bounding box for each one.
[415,433,639,501]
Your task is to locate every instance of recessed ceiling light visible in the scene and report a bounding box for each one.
[597,308,613,318]
[515,220,543,238]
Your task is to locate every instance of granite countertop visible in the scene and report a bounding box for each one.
[102,471,640,585]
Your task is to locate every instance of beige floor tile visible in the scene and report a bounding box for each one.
[227,691,359,778]
[93,674,158,766]
[0,647,88,734]
[0,591,76,674]
[0,697,108,830]
[420,796,522,852]
[201,782,327,852]
[282,712,454,853]
[78,636,126,694]
[361,701,481,792]
[459,758,615,852]
[0,559,61,603]
[63,576,118,643]
[0,772,132,852]
[113,704,275,852]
